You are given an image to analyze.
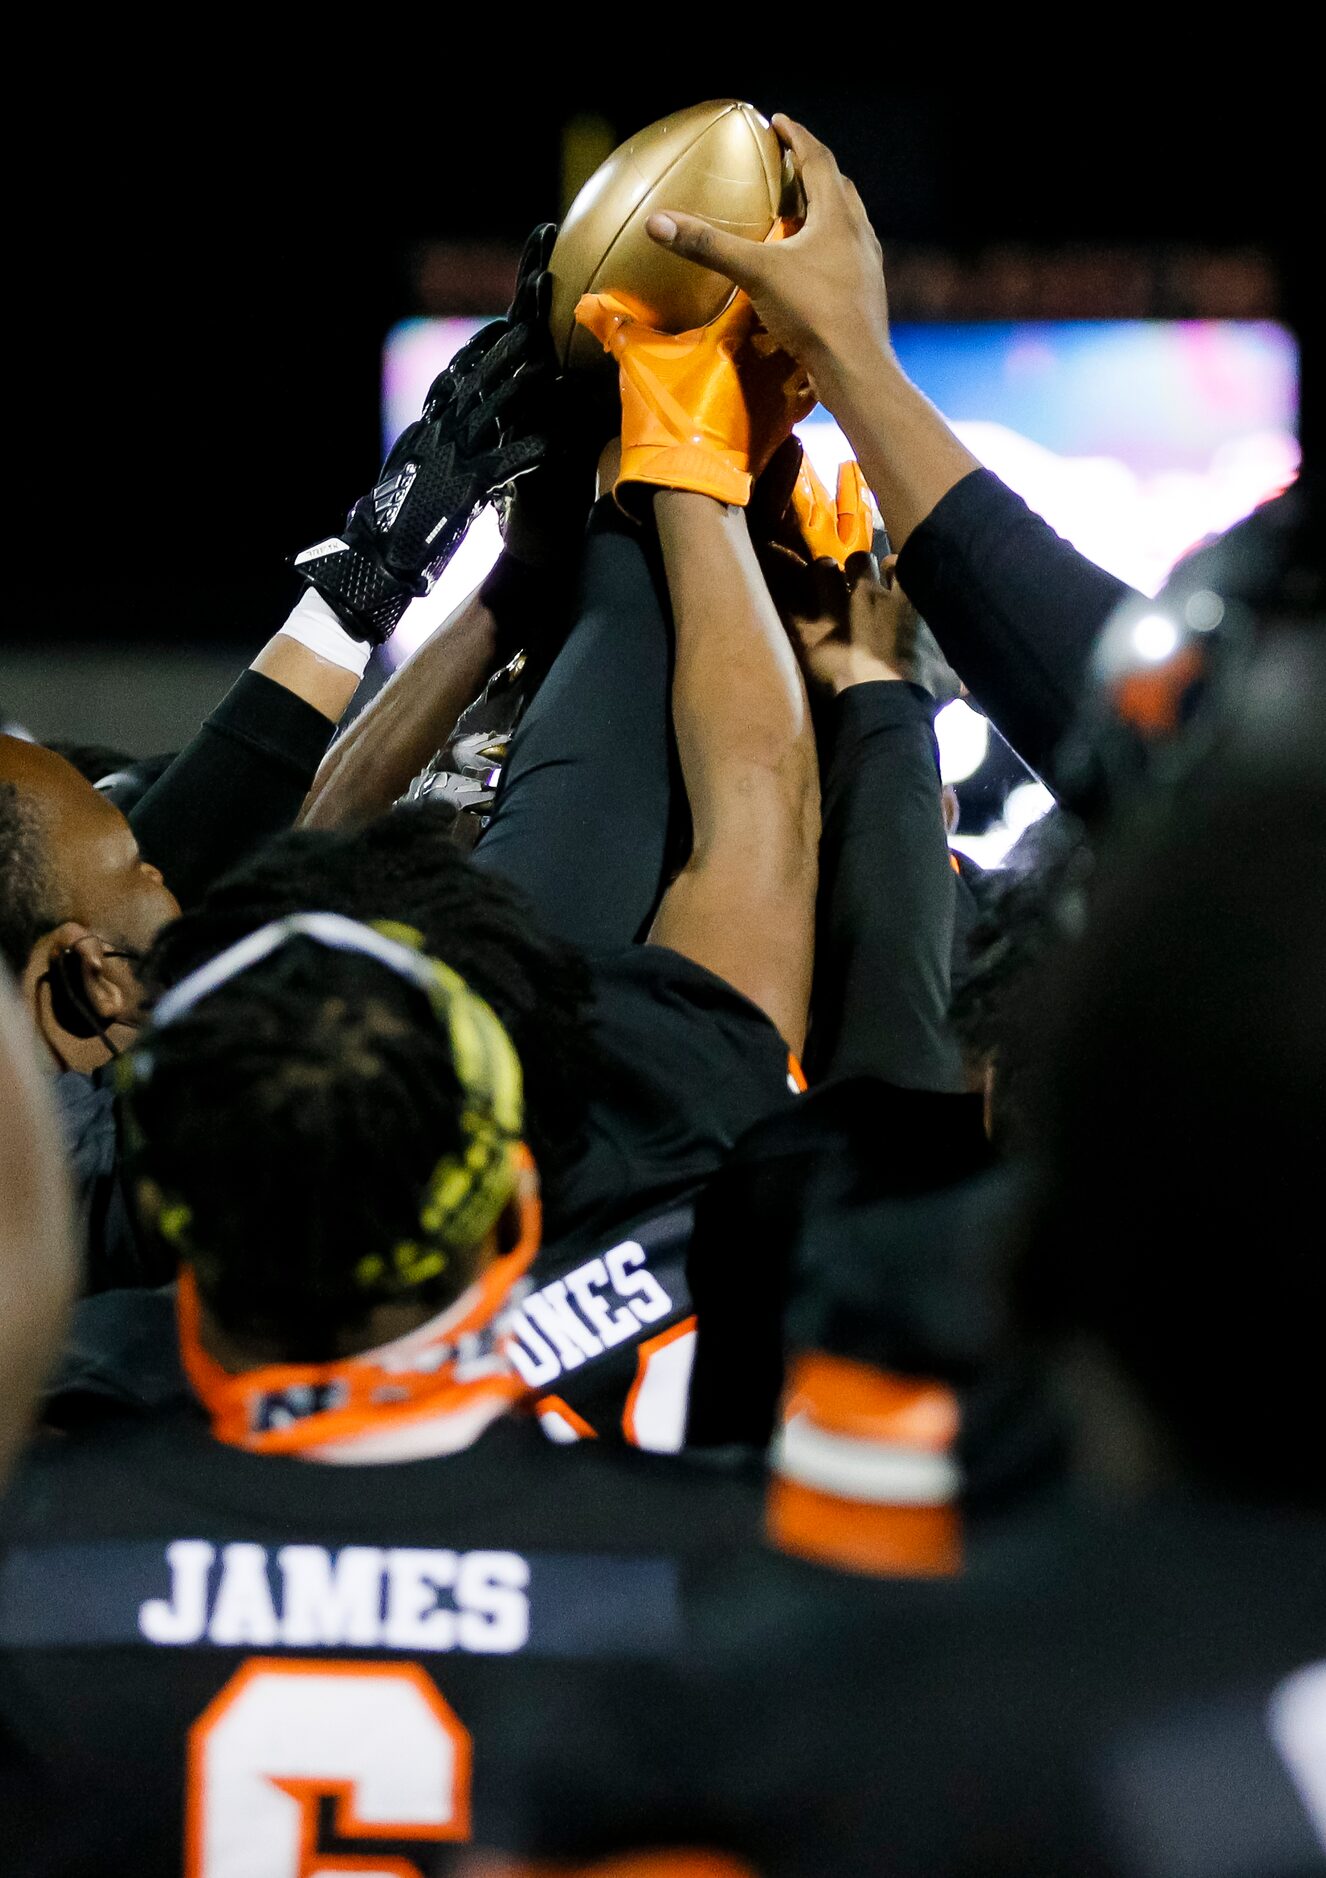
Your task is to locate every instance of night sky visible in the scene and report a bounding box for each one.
[19,58,1315,650]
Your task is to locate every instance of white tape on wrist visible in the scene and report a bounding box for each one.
[278,588,373,678]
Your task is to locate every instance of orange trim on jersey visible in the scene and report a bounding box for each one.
[1114,642,1204,735]
[535,1394,598,1439]
[186,1658,472,1877]
[782,1352,959,1451]
[767,1475,961,1578]
[786,1051,808,1092]
[621,1315,698,1447]
[949,851,962,874]
[177,1154,541,1455]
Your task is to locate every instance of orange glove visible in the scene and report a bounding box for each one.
[790,457,874,566]
[574,289,814,508]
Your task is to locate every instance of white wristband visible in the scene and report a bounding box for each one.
[278,588,373,678]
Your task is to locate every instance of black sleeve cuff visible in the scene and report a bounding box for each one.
[829,678,935,735]
[824,680,940,778]
[896,468,1134,787]
[202,669,335,778]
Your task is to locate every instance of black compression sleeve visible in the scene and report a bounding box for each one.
[129,671,335,906]
[805,681,962,1091]
[896,468,1137,788]
[472,501,680,953]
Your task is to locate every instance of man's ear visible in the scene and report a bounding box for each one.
[48,925,129,1026]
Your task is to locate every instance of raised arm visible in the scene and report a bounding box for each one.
[133,228,561,884]
[646,117,1135,785]
[297,579,501,830]
[646,116,976,552]
[575,287,820,1052]
[650,490,818,1052]
[770,480,961,1089]
[125,588,376,904]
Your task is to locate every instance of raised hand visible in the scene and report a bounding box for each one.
[294,225,559,645]
[776,552,920,697]
[789,456,874,567]
[645,115,891,383]
[574,289,812,508]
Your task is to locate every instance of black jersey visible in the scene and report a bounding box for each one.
[545,943,801,1257]
[0,1401,761,1878]
[480,1497,1326,1877]
[46,1080,995,1465]
[476,941,799,1455]
[47,946,799,1454]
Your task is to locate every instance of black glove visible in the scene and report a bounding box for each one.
[294,225,558,645]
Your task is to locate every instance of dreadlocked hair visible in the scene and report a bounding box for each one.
[142,806,600,1187]
[0,783,65,976]
[129,941,472,1360]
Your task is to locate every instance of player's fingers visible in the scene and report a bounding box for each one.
[646,211,768,292]
[515,221,557,287]
[844,549,881,593]
[758,539,816,616]
[793,452,831,520]
[770,114,840,193]
[836,462,874,554]
[807,555,850,620]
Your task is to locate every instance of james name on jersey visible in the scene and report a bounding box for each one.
[139,1542,530,1652]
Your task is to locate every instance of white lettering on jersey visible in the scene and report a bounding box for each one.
[604,1242,673,1324]
[384,1548,458,1650]
[523,1282,605,1369]
[277,1544,385,1647]
[139,1544,530,1654]
[139,1539,215,1644]
[455,1551,530,1653]
[563,1258,639,1348]
[208,1543,280,1646]
[505,1314,562,1388]
[505,1238,677,1388]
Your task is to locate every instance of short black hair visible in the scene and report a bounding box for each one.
[0,782,64,975]
[1016,760,1326,1503]
[143,807,601,1191]
[129,939,472,1358]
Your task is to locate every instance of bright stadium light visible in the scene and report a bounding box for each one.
[1132,612,1182,663]
[934,699,990,784]
[1002,780,1055,837]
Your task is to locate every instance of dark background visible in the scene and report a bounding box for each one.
[18,59,1315,654]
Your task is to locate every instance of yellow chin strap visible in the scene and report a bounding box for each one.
[353,919,524,1292]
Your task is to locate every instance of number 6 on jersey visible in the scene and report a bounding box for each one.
[187,1658,472,1877]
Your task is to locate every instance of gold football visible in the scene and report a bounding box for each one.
[549,100,790,373]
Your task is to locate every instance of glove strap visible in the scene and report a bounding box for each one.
[617,442,752,509]
[291,537,420,647]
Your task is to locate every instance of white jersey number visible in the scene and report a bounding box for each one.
[187,1658,471,1877]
